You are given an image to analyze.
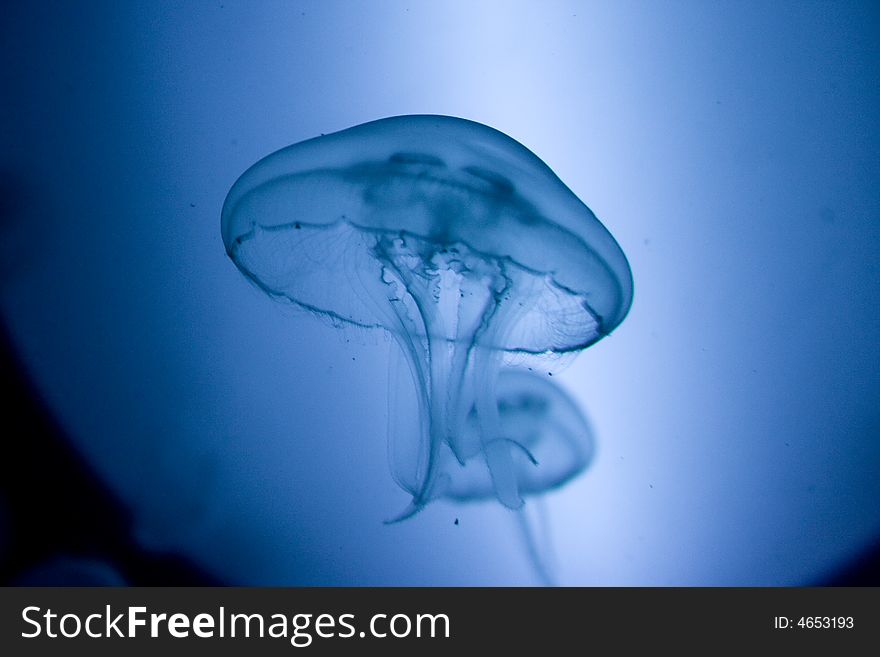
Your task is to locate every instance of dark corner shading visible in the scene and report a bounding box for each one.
[0,321,220,586]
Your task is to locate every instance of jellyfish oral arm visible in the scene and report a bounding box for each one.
[369,234,536,516]
[470,298,532,510]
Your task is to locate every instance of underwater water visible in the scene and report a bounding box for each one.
[1,1,878,585]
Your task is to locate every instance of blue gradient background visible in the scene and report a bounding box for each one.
[1,0,878,585]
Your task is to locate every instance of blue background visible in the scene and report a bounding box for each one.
[1,0,878,585]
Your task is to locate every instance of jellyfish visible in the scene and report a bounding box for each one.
[431,367,595,584]
[221,115,632,524]
[437,368,595,503]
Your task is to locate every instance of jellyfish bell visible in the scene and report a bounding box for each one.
[221,115,632,518]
